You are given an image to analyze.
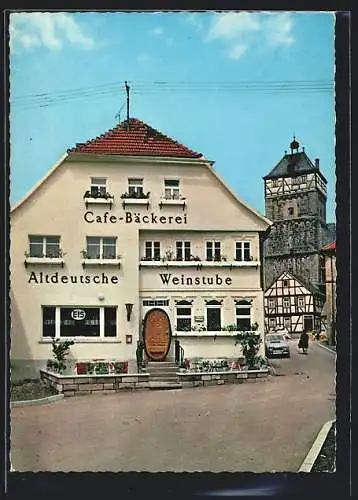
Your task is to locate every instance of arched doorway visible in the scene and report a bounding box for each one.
[143,308,172,361]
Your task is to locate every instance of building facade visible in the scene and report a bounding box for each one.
[320,241,336,345]
[264,271,324,335]
[11,118,272,377]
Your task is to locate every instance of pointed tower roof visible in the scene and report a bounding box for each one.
[263,138,327,182]
[67,118,203,159]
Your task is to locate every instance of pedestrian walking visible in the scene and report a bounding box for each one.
[298,330,309,354]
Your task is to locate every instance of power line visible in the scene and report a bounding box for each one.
[11,80,334,111]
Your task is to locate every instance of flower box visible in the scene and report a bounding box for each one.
[75,360,128,376]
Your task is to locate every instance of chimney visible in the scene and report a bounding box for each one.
[315,158,320,169]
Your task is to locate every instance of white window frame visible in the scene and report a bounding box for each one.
[284,316,291,329]
[268,298,276,309]
[206,241,221,261]
[236,241,251,261]
[175,300,192,332]
[42,306,117,339]
[29,235,60,258]
[235,300,252,331]
[86,237,117,259]
[269,318,276,328]
[164,179,180,200]
[145,241,161,261]
[283,297,290,309]
[283,279,289,287]
[128,178,144,197]
[90,177,107,197]
[298,297,305,307]
[176,241,191,261]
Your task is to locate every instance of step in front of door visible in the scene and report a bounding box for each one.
[148,381,182,390]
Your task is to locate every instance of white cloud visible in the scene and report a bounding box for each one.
[227,43,248,60]
[186,12,204,32]
[208,12,260,40]
[198,11,294,61]
[150,27,164,36]
[9,12,95,51]
[263,13,294,47]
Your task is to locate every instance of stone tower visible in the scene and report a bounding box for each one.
[263,137,330,293]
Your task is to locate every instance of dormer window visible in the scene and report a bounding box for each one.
[164,179,180,200]
[90,177,107,198]
[128,178,144,197]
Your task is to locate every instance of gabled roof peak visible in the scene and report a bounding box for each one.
[67,117,203,159]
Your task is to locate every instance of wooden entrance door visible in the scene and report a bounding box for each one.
[143,308,172,361]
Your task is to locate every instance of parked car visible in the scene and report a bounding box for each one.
[265,332,290,358]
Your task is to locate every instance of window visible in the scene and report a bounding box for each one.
[176,300,192,331]
[236,241,251,261]
[42,306,55,337]
[283,280,289,287]
[206,300,222,331]
[29,236,60,258]
[283,297,290,309]
[236,300,252,331]
[145,241,161,261]
[164,179,180,200]
[268,298,276,309]
[284,317,291,329]
[42,306,117,338]
[128,178,143,197]
[142,299,169,307]
[86,237,117,259]
[176,241,191,261]
[298,297,305,307]
[272,179,279,187]
[269,318,276,328]
[206,241,221,261]
[91,177,107,198]
[288,207,294,216]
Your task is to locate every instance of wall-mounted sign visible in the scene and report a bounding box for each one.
[143,308,172,361]
[84,211,188,225]
[71,309,86,320]
[159,273,233,286]
[194,316,205,322]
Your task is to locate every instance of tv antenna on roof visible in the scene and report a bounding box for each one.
[125,80,130,122]
[115,104,125,124]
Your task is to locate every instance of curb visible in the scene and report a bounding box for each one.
[317,342,336,355]
[11,393,64,407]
[298,419,335,472]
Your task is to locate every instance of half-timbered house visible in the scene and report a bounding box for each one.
[264,271,325,336]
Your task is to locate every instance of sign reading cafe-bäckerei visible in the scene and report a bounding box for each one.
[83,211,188,225]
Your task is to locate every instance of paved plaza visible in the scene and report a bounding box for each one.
[11,341,335,472]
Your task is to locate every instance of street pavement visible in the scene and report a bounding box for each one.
[10,340,336,472]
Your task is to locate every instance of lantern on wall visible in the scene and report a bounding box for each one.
[125,303,134,322]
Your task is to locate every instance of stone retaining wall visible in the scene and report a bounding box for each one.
[41,368,269,396]
[40,370,150,397]
[178,369,269,387]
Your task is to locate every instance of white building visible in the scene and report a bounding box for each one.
[10,118,272,378]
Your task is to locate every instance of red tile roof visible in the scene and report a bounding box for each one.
[68,118,203,158]
[321,241,336,252]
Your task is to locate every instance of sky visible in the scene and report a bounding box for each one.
[9,11,336,222]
